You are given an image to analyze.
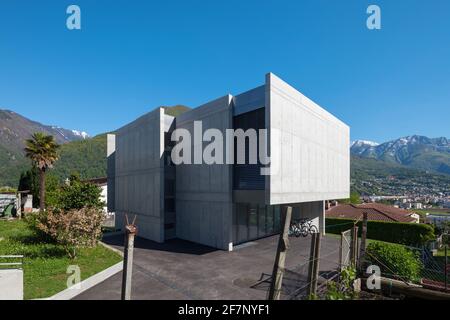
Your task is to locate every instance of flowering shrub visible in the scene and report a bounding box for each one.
[35,207,104,259]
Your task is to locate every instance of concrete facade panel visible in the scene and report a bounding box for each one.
[266,73,350,205]
[175,95,233,249]
[113,108,166,242]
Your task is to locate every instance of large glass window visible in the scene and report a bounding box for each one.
[165,198,175,213]
[233,108,265,190]
[258,205,266,237]
[233,203,281,245]
[274,206,281,232]
[237,204,248,243]
[266,206,274,234]
[248,205,258,240]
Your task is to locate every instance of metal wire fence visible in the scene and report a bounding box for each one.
[276,245,344,300]
[361,243,449,293]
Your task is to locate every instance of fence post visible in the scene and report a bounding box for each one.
[351,225,359,267]
[445,245,448,292]
[121,217,137,300]
[358,212,368,271]
[339,232,344,271]
[268,206,292,300]
[307,232,321,297]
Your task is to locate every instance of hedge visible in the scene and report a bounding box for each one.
[366,241,422,283]
[325,218,435,246]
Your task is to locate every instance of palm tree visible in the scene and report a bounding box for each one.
[24,133,60,211]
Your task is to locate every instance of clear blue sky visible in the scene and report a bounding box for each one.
[0,0,449,142]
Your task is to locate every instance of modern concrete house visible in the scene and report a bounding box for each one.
[107,73,350,250]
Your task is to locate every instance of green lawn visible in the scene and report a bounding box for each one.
[0,219,122,300]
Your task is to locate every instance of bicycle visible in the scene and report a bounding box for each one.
[299,219,319,237]
[289,219,318,237]
[289,221,302,237]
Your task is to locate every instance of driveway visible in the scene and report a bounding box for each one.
[74,234,341,300]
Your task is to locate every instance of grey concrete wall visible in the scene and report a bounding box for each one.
[175,95,234,250]
[107,134,116,213]
[114,108,166,242]
[291,201,325,234]
[265,73,350,205]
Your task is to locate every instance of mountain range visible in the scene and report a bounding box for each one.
[0,107,191,187]
[0,109,449,196]
[351,136,450,176]
[0,109,90,186]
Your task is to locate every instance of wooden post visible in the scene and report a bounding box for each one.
[268,206,292,300]
[17,193,22,219]
[445,245,448,292]
[307,232,321,297]
[358,212,368,271]
[307,233,316,292]
[121,218,137,300]
[351,225,359,267]
[339,231,344,271]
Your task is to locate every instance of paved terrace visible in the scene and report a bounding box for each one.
[74,234,340,300]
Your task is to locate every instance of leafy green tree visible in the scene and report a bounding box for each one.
[18,168,59,208]
[24,133,60,211]
[44,174,62,208]
[55,179,104,211]
[341,192,361,205]
[18,168,39,207]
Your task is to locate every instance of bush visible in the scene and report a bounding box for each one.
[325,267,358,300]
[366,241,422,283]
[326,218,435,246]
[19,169,104,211]
[46,175,104,211]
[57,180,103,210]
[34,207,104,259]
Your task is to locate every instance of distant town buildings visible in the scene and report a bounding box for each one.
[360,194,450,211]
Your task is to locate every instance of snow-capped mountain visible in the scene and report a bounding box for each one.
[0,109,89,153]
[350,140,380,156]
[71,130,89,139]
[351,140,380,147]
[50,126,89,142]
[351,135,450,175]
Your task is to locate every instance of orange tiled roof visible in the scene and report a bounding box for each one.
[326,204,416,223]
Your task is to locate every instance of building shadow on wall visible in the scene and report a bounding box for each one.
[102,234,217,255]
